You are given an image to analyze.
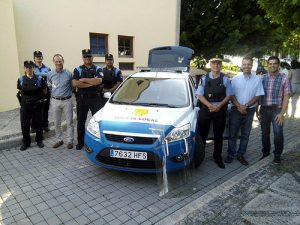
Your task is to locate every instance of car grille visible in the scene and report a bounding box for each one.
[105,134,157,144]
[96,149,162,169]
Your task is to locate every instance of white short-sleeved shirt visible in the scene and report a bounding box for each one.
[231,72,264,108]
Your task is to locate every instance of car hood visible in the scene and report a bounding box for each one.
[94,103,192,135]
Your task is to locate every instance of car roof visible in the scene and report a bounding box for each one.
[130,71,190,79]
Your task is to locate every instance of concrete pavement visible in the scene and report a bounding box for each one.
[0,104,299,225]
[159,142,300,225]
[0,101,76,150]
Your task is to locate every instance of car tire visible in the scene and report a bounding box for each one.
[193,133,205,168]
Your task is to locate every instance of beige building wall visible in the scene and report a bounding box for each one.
[0,0,180,111]
[0,0,20,111]
[13,0,180,72]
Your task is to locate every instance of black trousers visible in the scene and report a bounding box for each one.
[197,107,226,160]
[20,102,43,145]
[31,93,50,129]
[41,94,50,128]
[76,95,102,146]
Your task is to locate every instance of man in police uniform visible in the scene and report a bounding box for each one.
[72,49,103,150]
[32,50,51,132]
[196,54,232,168]
[102,54,123,106]
[18,60,47,151]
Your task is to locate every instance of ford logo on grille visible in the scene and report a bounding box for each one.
[124,137,135,143]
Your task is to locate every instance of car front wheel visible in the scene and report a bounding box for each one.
[193,133,205,168]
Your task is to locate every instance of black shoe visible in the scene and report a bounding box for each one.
[76,144,83,150]
[225,156,234,164]
[30,128,36,133]
[273,156,281,164]
[259,153,270,160]
[37,142,44,148]
[20,144,29,151]
[237,155,249,166]
[214,159,225,169]
[53,141,64,148]
[43,127,50,132]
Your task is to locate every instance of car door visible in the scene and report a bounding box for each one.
[188,76,199,133]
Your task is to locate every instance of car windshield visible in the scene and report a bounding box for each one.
[110,77,189,108]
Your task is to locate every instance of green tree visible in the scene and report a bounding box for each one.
[180,0,284,59]
[257,0,300,56]
[257,0,300,32]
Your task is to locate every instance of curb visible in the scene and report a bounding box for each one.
[156,141,298,225]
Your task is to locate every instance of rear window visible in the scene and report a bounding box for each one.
[148,46,194,69]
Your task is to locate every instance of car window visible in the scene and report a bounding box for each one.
[111,77,189,108]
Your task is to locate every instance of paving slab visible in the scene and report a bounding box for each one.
[269,173,300,198]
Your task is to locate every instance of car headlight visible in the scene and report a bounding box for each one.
[87,117,100,139]
[165,123,190,143]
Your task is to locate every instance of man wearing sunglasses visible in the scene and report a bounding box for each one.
[72,49,103,150]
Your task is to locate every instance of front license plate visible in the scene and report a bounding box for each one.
[110,149,147,160]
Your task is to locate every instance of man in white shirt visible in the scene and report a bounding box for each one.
[225,56,264,165]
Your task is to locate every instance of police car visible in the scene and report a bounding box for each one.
[84,46,205,173]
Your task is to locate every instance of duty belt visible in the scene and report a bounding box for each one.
[78,93,102,98]
[22,99,42,104]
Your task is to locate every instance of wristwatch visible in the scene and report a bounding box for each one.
[245,103,250,108]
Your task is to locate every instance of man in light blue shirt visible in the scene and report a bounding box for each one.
[47,54,74,149]
[225,56,264,165]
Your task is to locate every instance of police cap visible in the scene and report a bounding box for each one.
[105,53,114,61]
[24,60,34,68]
[33,50,43,57]
[210,54,224,62]
[82,49,92,57]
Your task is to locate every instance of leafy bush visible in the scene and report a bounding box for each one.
[191,55,207,69]
[222,62,241,72]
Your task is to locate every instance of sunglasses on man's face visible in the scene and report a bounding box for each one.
[83,55,92,58]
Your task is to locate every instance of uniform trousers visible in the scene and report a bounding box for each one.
[197,106,226,161]
[20,102,43,145]
[42,93,50,128]
[76,94,102,146]
[31,92,50,129]
[51,97,74,144]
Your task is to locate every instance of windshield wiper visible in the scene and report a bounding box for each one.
[110,100,132,105]
[134,102,180,108]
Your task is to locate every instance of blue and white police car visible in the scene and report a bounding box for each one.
[84,46,205,173]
